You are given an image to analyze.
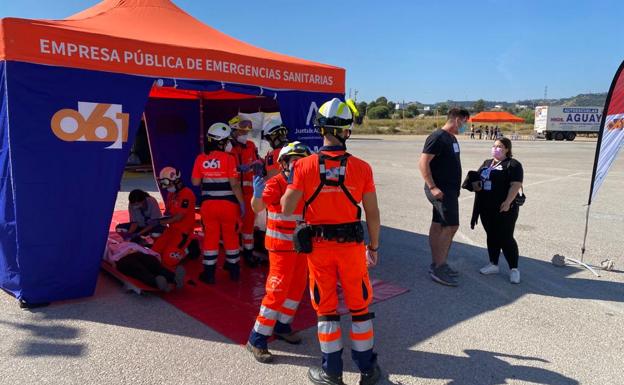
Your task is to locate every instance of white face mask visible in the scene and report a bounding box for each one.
[224,141,233,152]
[236,134,248,144]
[166,186,176,193]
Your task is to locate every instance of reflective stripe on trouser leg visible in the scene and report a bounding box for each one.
[350,319,376,374]
[225,249,240,264]
[318,320,343,377]
[203,250,218,266]
[249,305,278,349]
[242,233,254,250]
[277,298,300,324]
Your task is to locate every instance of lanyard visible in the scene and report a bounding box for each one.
[482,159,502,180]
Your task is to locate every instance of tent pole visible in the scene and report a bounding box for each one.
[199,95,205,152]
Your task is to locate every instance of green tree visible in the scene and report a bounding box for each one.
[407,104,420,116]
[375,96,388,105]
[367,105,390,119]
[517,109,535,124]
[354,101,367,125]
[436,103,449,115]
[473,99,486,113]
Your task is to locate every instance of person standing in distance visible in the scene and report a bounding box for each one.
[281,98,382,385]
[419,107,470,287]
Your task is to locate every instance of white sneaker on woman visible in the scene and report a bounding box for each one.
[510,269,521,284]
[479,263,500,275]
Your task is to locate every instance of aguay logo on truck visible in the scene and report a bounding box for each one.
[550,108,602,126]
[50,102,129,149]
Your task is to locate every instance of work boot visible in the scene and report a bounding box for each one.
[227,262,240,281]
[359,364,381,385]
[307,367,345,385]
[198,266,216,284]
[274,330,302,345]
[243,249,258,268]
[245,341,274,364]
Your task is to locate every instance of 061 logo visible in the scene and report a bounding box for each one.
[51,102,129,149]
[202,159,221,169]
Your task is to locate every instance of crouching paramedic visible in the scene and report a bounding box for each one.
[192,123,246,283]
[281,98,382,385]
[246,142,312,363]
[151,167,199,270]
[228,116,262,267]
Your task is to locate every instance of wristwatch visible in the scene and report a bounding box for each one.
[367,245,379,252]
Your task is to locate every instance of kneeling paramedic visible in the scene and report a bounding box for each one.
[192,123,246,283]
[151,166,200,270]
[281,98,382,385]
[246,141,312,363]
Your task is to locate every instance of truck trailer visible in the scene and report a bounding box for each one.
[534,106,602,141]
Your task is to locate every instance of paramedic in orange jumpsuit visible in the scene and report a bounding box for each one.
[246,142,312,363]
[281,98,382,385]
[262,119,290,179]
[151,166,198,270]
[228,116,262,268]
[192,122,245,283]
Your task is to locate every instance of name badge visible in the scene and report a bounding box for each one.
[483,180,492,191]
[453,143,460,153]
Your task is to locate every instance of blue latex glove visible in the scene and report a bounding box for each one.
[239,201,246,218]
[237,164,251,173]
[252,175,266,198]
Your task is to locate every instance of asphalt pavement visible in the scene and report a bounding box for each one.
[1,136,623,385]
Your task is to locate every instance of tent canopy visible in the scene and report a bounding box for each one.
[0,0,344,93]
[469,111,525,123]
[0,0,344,304]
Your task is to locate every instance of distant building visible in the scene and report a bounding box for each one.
[423,106,431,111]
[515,104,529,110]
[494,104,503,110]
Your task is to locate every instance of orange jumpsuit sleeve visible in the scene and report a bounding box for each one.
[288,160,306,192]
[192,156,203,179]
[262,176,284,206]
[362,163,376,194]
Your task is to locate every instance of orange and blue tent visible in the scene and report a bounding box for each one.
[0,0,345,303]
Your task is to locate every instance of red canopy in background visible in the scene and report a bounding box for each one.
[469,111,525,123]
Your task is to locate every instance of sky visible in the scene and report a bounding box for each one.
[2,0,623,104]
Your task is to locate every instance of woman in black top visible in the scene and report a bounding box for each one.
[473,137,524,283]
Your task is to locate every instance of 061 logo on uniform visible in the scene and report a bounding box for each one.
[51,102,129,149]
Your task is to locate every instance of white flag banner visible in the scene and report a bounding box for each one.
[589,62,624,204]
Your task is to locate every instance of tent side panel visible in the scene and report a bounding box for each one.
[0,61,20,298]
[276,91,343,152]
[6,61,154,303]
[144,98,201,198]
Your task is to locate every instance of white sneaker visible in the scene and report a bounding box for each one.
[479,263,500,275]
[510,269,521,284]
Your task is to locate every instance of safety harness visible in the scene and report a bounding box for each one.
[301,147,363,243]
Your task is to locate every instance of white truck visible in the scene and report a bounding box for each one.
[534,106,603,141]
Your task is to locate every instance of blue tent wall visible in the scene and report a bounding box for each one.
[0,61,20,297]
[1,61,154,303]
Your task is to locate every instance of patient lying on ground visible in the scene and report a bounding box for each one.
[104,239,185,292]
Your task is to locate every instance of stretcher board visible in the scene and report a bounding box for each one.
[101,260,159,295]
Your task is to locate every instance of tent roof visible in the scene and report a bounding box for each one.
[0,0,344,93]
[469,111,525,123]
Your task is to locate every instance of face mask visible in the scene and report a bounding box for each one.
[458,123,468,134]
[236,134,248,144]
[166,186,176,193]
[224,141,233,152]
[491,147,505,160]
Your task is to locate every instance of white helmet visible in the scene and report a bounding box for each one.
[206,122,231,141]
[228,116,252,131]
[263,116,288,149]
[158,166,180,188]
[278,141,312,163]
[314,97,359,135]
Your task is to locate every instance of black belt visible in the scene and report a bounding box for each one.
[309,222,364,243]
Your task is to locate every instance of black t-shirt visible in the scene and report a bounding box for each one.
[476,157,523,209]
[422,129,462,191]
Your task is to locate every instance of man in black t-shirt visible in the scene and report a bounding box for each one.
[418,107,470,287]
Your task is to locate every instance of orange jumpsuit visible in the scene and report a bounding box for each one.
[248,173,307,349]
[192,151,241,268]
[288,147,377,376]
[151,186,196,269]
[229,140,259,253]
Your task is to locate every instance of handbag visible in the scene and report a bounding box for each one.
[515,188,526,206]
